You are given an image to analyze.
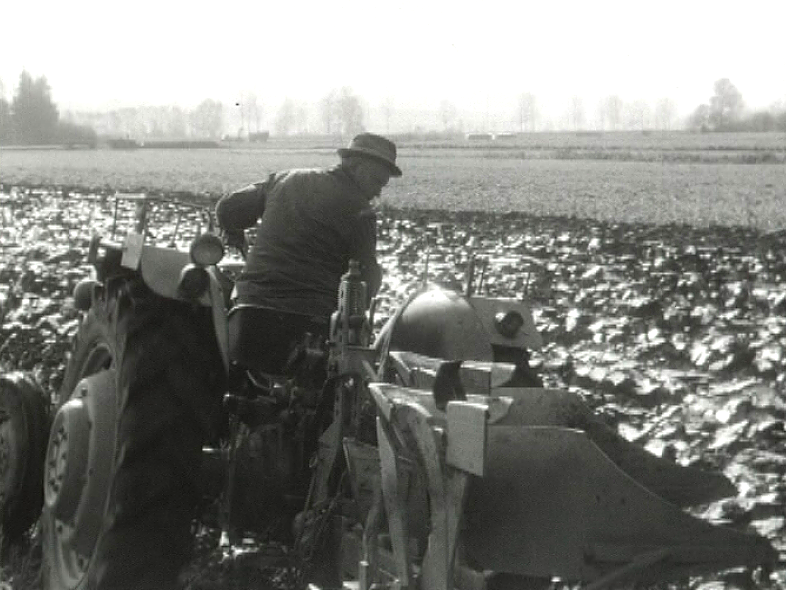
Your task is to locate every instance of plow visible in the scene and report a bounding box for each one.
[0,193,778,589]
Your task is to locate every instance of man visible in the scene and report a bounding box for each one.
[216,132,401,320]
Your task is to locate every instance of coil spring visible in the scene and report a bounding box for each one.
[343,280,366,316]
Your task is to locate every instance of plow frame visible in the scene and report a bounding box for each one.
[327,344,778,590]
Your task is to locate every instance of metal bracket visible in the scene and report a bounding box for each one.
[120,232,143,269]
[446,401,488,477]
[368,383,482,590]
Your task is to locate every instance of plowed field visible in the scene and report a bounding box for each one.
[1,139,785,589]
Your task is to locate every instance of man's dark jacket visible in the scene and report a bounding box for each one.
[215,165,381,319]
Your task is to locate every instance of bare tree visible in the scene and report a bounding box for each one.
[168,106,188,137]
[625,99,650,130]
[337,87,364,136]
[238,95,248,136]
[654,97,677,130]
[113,107,146,138]
[439,99,457,131]
[246,92,256,133]
[236,90,262,135]
[275,98,296,136]
[0,95,12,138]
[294,101,309,134]
[143,105,186,138]
[380,96,394,134]
[569,95,585,130]
[709,78,743,130]
[0,78,12,139]
[319,88,364,136]
[516,92,537,132]
[191,99,224,139]
[142,106,166,138]
[599,95,624,130]
[252,95,263,133]
[688,104,710,131]
[320,90,337,135]
[593,100,606,130]
[245,92,263,133]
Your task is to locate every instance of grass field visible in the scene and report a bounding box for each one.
[0,133,784,229]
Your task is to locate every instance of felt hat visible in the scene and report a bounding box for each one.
[338,133,402,177]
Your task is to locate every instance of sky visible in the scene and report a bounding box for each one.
[2,0,784,129]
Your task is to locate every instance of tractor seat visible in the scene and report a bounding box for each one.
[226,304,330,375]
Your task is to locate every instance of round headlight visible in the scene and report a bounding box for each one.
[178,263,210,300]
[73,279,101,311]
[494,310,524,339]
[190,234,224,266]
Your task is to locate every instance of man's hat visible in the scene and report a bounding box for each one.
[338,133,402,177]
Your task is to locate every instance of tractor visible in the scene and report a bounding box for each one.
[0,193,778,590]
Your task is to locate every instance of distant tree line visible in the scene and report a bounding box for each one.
[687,78,786,132]
[0,71,97,146]
[510,83,786,134]
[65,86,367,140]
[4,70,784,142]
[507,93,680,133]
[273,86,365,136]
[63,99,224,140]
[0,71,228,142]
[66,100,225,141]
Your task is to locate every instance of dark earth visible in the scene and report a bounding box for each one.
[1,185,784,589]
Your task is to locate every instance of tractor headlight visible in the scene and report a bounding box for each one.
[72,279,101,311]
[178,263,210,300]
[494,310,524,338]
[190,234,224,266]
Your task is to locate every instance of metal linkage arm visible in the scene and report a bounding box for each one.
[368,383,488,590]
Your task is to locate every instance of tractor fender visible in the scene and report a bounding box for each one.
[119,239,231,372]
[129,243,211,305]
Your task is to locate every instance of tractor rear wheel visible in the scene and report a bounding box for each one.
[41,278,224,590]
[0,372,49,546]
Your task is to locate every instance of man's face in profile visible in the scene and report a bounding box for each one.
[353,157,392,199]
